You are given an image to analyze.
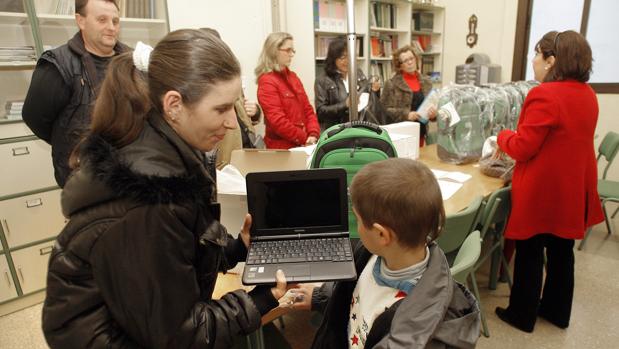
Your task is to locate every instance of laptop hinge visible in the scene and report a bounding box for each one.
[252,232,348,241]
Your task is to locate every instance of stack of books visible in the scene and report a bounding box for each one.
[370,33,398,58]
[4,100,24,120]
[313,0,346,32]
[0,46,36,63]
[370,1,398,29]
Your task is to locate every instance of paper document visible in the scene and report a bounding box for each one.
[441,102,461,127]
[417,89,439,124]
[217,165,246,195]
[357,92,369,112]
[431,169,472,183]
[438,180,463,200]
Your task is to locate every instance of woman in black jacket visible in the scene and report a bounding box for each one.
[314,37,380,131]
[42,29,289,349]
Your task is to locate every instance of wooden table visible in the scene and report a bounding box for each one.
[214,145,505,346]
[419,144,504,214]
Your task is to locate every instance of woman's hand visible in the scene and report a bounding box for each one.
[240,214,252,248]
[243,99,258,117]
[427,106,438,121]
[306,136,318,145]
[271,270,296,300]
[288,284,315,310]
[407,111,420,121]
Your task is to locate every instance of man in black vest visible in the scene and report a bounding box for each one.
[22,0,129,187]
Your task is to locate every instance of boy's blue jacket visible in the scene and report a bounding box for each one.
[310,242,481,348]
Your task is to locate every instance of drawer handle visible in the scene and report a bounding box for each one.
[40,246,53,255]
[26,198,43,208]
[12,146,30,156]
[17,267,24,283]
[2,219,9,236]
[3,271,11,287]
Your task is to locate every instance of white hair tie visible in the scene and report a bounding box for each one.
[133,41,153,72]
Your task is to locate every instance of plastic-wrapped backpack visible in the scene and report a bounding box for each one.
[436,87,484,164]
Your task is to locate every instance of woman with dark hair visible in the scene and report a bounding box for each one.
[495,30,603,333]
[42,29,290,348]
[380,45,436,145]
[314,37,381,131]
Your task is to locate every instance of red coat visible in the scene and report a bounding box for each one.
[257,68,320,149]
[498,81,603,240]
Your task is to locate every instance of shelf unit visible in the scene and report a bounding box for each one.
[0,0,169,315]
[308,0,445,86]
[411,2,445,84]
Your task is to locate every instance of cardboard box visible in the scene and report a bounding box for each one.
[381,121,420,159]
[229,149,309,176]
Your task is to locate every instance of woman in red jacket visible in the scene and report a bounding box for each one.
[255,32,320,149]
[495,30,604,333]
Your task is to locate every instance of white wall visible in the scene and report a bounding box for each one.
[440,0,518,85]
[166,0,273,105]
[596,95,619,178]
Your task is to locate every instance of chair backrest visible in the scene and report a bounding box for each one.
[598,131,619,179]
[479,186,511,239]
[436,196,483,254]
[450,230,481,284]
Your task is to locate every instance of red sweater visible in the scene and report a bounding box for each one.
[497,81,603,240]
[257,68,320,149]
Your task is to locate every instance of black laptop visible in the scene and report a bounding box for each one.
[242,168,357,285]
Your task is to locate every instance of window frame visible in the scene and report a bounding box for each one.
[512,0,618,93]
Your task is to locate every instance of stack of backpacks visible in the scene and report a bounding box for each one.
[435,81,538,164]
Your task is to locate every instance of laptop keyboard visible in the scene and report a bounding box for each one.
[247,237,353,265]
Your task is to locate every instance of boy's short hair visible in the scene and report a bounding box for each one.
[350,158,445,248]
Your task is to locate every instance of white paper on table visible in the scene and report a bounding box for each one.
[431,169,448,178]
[440,171,472,183]
[437,179,463,200]
[216,165,246,194]
[431,169,471,183]
[357,92,369,112]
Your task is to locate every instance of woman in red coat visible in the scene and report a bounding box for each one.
[495,30,604,333]
[255,32,320,149]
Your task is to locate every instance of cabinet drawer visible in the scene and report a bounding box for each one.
[0,254,18,302]
[11,241,55,295]
[0,121,34,140]
[0,189,65,249]
[0,139,56,196]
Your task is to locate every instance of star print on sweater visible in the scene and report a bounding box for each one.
[348,251,429,349]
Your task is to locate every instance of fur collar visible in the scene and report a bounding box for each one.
[63,120,214,216]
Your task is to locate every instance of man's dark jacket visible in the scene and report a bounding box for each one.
[22,32,129,187]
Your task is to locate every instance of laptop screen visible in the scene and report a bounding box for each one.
[246,168,349,236]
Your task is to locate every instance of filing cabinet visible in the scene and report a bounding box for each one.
[0,254,18,303]
[0,121,64,314]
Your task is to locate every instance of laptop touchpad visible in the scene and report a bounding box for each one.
[279,264,310,277]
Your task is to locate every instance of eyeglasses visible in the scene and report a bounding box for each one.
[400,57,416,64]
[279,48,296,55]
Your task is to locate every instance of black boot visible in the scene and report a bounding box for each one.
[495,307,535,333]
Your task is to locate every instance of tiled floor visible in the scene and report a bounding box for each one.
[2,222,618,349]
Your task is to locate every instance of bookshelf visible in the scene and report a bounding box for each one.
[312,0,368,79]
[0,0,169,315]
[411,2,445,85]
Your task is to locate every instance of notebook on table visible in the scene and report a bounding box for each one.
[242,168,356,285]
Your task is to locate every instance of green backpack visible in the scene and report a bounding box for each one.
[310,121,398,238]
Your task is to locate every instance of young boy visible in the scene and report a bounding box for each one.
[291,158,481,348]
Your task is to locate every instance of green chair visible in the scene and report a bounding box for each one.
[436,196,487,336]
[474,186,513,291]
[578,131,619,250]
[436,195,483,258]
[451,230,482,284]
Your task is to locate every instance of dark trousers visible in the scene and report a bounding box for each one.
[507,234,574,329]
